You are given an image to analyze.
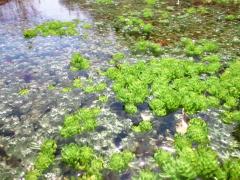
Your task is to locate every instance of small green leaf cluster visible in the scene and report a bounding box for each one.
[114,16,153,36]
[95,0,113,5]
[143,8,154,19]
[154,119,226,179]
[108,151,135,172]
[181,38,219,56]
[110,52,125,65]
[60,108,101,138]
[185,7,209,15]
[23,21,78,38]
[84,82,107,94]
[145,0,156,5]
[25,139,57,180]
[133,170,159,180]
[19,88,30,96]
[132,40,163,56]
[70,53,90,71]
[223,158,240,180]
[132,120,153,133]
[61,143,103,178]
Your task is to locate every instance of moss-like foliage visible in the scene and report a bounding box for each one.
[132,120,153,133]
[72,78,82,88]
[23,21,78,38]
[110,52,125,65]
[19,88,30,96]
[61,143,103,178]
[96,0,113,5]
[108,151,135,172]
[84,82,107,94]
[224,158,240,180]
[60,108,101,138]
[114,16,153,36]
[133,40,163,56]
[142,8,154,19]
[106,58,220,115]
[181,38,219,56]
[70,53,90,71]
[25,139,57,180]
[133,170,159,180]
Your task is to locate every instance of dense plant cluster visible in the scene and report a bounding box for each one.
[60,108,101,138]
[108,151,135,172]
[23,21,78,38]
[61,143,103,179]
[70,53,90,71]
[154,118,240,179]
[25,140,57,180]
[132,40,162,56]
[132,120,153,133]
[114,16,153,36]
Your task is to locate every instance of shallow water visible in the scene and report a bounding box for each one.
[0,0,239,179]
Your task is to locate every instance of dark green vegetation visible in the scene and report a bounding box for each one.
[23,21,78,38]
[60,107,101,138]
[154,118,240,179]
[25,140,57,180]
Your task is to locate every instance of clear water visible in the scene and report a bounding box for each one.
[0,0,239,179]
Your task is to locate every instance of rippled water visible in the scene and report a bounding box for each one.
[0,0,239,179]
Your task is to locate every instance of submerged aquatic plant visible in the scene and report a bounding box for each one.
[132,120,153,133]
[25,139,57,180]
[70,53,90,71]
[133,40,163,56]
[114,16,153,36]
[133,170,159,180]
[60,107,101,138]
[108,151,135,172]
[96,0,113,4]
[23,21,78,38]
[19,88,30,96]
[61,143,103,178]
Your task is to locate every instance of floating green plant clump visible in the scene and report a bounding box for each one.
[84,82,107,94]
[132,120,153,133]
[60,107,101,138]
[108,151,135,172]
[133,170,159,180]
[23,21,78,38]
[153,118,234,179]
[70,52,90,71]
[133,40,162,56]
[25,139,57,180]
[61,143,103,178]
[106,57,223,115]
[110,52,125,65]
[114,16,153,36]
[96,0,113,5]
[181,38,219,56]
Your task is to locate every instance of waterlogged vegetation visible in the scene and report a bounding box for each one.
[1,0,240,179]
[23,21,78,38]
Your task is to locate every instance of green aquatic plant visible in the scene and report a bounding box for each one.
[84,82,107,94]
[19,88,30,96]
[108,151,135,172]
[98,95,108,103]
[114,16,153,36]
[25,139,57,179]
[72,78,82,88]
[132,120,153,133]
[145,0,156,5]
[48,84,56,90]
[133,40,162,56]
[133,170,159,180]
[186,118,209,144]
[61,87,72,93]
[110,52,125,65]
[143,8,154,19]
[61,144,103,177]
[23,21,78,38]
[82,23,93,29]
[70,53,90,71]
[224,158,240,180]
[181,38,219,56]
[60,107,101,138]
[222,110,240,124]
[125,103,138,114]
[96,0,113,4]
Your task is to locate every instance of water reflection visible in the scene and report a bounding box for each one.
[0,0,92,22]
